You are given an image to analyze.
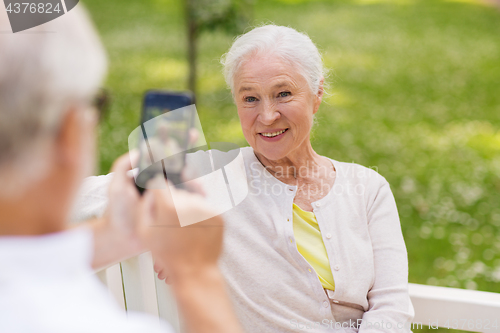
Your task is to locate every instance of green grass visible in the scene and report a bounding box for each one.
[84,0,500,317]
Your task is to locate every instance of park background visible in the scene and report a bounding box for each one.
[84,0,499,330]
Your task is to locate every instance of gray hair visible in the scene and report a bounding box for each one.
[0,6,107,196]
[221,24,326,95]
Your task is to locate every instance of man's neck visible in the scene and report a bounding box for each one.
[0,201,65,236]
[0,174,71,236]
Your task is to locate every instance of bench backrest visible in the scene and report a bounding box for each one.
[96,254,500,333]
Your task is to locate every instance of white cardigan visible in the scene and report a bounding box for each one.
[72,147,414,333]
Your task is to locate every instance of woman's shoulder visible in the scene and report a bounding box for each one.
[325,158,395,211]
[326,157,389,189]
[185,146,247,168]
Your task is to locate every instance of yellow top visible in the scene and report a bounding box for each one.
[292,203,335,291]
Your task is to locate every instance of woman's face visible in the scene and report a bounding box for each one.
[233,55,323,161]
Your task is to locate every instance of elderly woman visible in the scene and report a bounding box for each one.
[75,25,414,332]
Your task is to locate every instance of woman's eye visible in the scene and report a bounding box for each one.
[245,96,257,102]
[278,91,291,98]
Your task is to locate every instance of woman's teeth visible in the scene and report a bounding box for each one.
[261,129,287,137]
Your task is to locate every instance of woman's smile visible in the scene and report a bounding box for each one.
[258,128,289,141]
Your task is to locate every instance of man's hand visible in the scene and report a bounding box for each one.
[138,178,243,333]
[91,152,145,270]
[138,177,223,278]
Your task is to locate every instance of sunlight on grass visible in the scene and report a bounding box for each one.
[421,121,500,154]
[86,0,500,294]
[274,0,322,4]
[324,90,354,107]
[207,119,246,144]
[144,58,188,82]
[331,54,377,70]
[467,129,500,159]
[445,0,497,6]
[198,73,227,93]
[355,0,415,5]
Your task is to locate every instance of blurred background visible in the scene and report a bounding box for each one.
[84,0,500,323]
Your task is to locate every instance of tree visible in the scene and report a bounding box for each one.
[185,0,254,97]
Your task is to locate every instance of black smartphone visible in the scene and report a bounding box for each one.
[135,90,195,194]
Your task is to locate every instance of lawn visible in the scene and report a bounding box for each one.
[84,0,500,316]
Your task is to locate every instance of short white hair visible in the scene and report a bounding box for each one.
[0,6,107,196]
[221,24,326,95]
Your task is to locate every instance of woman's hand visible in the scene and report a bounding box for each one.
[154,257,172,284]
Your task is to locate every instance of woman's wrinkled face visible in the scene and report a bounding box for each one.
[233,55,323,161]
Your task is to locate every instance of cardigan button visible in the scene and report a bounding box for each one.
[326,233,332,239]
[315,202,321,207]
[323,301,329,308]
[334,265,340,271]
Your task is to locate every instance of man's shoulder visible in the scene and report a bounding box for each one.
[71,173,113,223]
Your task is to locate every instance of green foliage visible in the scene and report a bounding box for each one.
[84,0,500,309]
[188,0,254,34]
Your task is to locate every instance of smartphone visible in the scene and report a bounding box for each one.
[135,90,195,194]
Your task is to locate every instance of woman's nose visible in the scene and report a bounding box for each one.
[258,101,281,125]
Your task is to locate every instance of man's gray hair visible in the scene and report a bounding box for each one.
[221,24,326,95]
[0,6,106,196]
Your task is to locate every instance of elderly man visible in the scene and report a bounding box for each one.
[0,6,243,333]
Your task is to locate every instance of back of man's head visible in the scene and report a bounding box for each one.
[0,6,106,197]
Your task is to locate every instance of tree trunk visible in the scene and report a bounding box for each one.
[186,0,198,97]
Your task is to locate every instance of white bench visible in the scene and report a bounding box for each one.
[96,254,500,333]
[409,283,500,332]
[96,253,185,332]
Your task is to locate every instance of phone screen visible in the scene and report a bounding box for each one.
[135,90,194,193]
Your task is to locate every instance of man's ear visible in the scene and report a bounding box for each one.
[54,107,83,168]
[313,77,325,114]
